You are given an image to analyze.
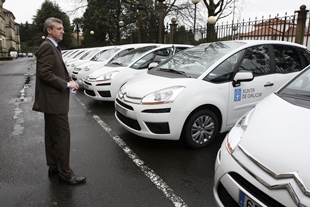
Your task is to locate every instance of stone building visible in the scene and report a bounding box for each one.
[0,0,21,56]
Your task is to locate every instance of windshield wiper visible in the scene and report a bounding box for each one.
[295,93,310,98]
[158,68,190,77]
[111,62,123,66]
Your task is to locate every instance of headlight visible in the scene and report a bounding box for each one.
[83,64,94,71]
[141,86,184,105]
[73,66,80,71]
[226,108,254,153]
[95,71,119,82]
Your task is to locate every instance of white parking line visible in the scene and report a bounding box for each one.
[75,96,188,207]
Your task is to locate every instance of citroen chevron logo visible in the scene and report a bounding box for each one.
[231,145,309,207]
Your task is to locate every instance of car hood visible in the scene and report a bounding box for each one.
[77,60,109,68]
[121,73,195,98]
[88,66,126,78]
[238,93,310,189]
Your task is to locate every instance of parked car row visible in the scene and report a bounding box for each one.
[63,40,310,206]
[14,52,33,57]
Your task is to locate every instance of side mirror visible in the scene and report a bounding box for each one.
[148,62,158,70]
[233,70,254,87]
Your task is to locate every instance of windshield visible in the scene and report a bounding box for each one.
[151,42,245,78]
[80,48,100,60]
[108,45,158,67]
[278,66,310,98]
[95,48,120,61]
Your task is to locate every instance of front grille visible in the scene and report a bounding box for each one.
[85,89,95,97]
[229,172,285,207]
[98,91,111,97]
[84,81,91,86]
[217,182,240,207]
[96,83,111,86]
[116,111,141,130]
[145,122,170,134]
[142,108,171,113]
[72,77,77,81]
[116,99,134,110]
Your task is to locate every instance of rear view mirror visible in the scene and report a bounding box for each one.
[148,62,158,70]
[233,70,254,87]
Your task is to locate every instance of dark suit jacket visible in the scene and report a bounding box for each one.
[32,39,71,114]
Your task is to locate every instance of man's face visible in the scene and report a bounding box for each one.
[47,22,64,43]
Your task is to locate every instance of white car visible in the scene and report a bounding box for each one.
[213,64,310,207]
[83,44,193,101]
[67,46,114,75]
[71,44,152,85]
[114,40,310,148]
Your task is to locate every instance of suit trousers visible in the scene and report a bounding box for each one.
[44,113,74,179]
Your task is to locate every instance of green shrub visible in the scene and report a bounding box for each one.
[0,56,13,61]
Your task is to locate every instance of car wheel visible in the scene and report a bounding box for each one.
[183,109,219,149]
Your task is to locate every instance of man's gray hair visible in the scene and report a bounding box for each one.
[43,17,63,36]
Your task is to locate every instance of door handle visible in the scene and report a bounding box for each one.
[264,82,274,87]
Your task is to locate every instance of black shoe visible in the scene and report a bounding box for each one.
[48,168,59,178]
[59,175,86,185]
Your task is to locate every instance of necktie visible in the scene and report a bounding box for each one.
[56,45,62,54]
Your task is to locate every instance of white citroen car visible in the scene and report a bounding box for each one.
[213,64,310,207]
[114,40,310,149]
[83,44,192,101]
[71,44,151,85]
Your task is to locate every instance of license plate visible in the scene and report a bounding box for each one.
[115,103,127,116]
[239,191,261,207]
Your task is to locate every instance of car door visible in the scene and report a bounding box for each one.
[227,44,275,126]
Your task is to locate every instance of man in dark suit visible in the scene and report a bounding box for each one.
[32,17,86,185]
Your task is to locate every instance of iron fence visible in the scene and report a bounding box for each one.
[173,10,310,49]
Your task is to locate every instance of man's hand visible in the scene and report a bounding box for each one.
[68,80,79,90]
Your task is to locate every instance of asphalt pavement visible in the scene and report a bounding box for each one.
[0,58,225,207]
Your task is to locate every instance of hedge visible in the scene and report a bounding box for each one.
[0,56,13,61]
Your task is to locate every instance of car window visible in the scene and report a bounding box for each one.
[153,48,173,62]
[150,42,245,79]
[175,47,191,53]
[297,48,310,65]
[95,48,119,61]
[72,50,86,59]
[81,48,100,60]
[131,48,174,69]
[90,49,109,61]
[205,51,243,83]
[238,45,270,76]
[131,53,154,69]
[278,66,310,102]
[273,45,303,73]
[109,48,134,62]
[109,45,158,67]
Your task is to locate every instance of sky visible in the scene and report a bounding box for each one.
[3,0,310,24]
[3,0,86,23]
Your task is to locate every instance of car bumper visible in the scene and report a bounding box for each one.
[83,80,116,101]
[114,98,189,141]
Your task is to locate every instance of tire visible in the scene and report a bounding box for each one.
[182,109,219,149]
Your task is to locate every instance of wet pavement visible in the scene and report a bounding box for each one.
[0,58,225,207]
